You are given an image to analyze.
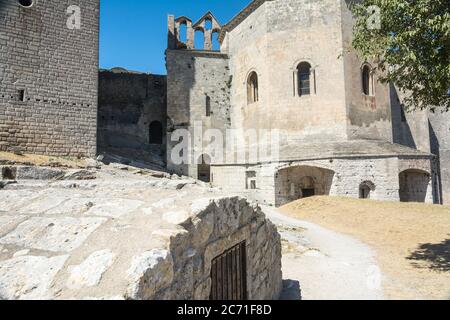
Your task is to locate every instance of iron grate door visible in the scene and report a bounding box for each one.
[210,241,247,300]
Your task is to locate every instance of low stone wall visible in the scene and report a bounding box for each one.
[0,173,282,300]
[128,197,283,300]
[212,155,434,206]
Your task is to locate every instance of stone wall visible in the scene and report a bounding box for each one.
[429,111,450,205]
[140,197,283,300]
[0,0,99,157]
[212,156,434,207]
[0,172,283,300]
[341,1,393,142]
[225,0,350,148]
[166,50,231,177]
[98,69,167,152]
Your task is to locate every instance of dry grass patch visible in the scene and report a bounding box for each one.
[280,196,450,300]
[0,151,85,169]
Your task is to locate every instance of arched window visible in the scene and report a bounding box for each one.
[198,154,211,183]
[211,31,220,51]
[194,28,205,50]
[362,64,374,96]
[178,22,187,44]
[297,62,312,96]
[247,72,259,104]
[149,121,163,145]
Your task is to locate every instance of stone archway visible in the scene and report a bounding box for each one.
[359,181,376,199]
[275,165,335,207]
[399,169,431,203]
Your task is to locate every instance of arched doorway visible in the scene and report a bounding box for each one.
[198,154,211,183]
[399,169,431,203]
[149,121,163,145]
[359,181,375,199]
[275,165,335,207]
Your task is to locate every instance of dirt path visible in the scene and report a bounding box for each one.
[263,206,385,300]
[280,197,450,300]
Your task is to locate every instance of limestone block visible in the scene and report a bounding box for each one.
[0,215,28,237]
[162,210,191,225]
[86,199,144,218]
[0,217,106,253]
[126,249,174,300]
[63,170,97,181]
[66,250,115,290]
[44,198,95,215]
[16,166,65,180]
[19,195,70,214]
[0,255,68,300]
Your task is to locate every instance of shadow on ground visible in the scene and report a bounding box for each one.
[408,237,450,272]
[279,280,302,300]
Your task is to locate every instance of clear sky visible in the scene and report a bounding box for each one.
[100,0,252,75]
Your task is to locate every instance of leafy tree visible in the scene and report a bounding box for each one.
[351,0,449,112]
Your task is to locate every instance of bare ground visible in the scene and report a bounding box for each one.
[280,197,450,300]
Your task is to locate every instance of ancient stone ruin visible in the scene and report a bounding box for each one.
[0,0,449,301]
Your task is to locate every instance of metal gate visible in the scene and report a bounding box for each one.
[210,241,247,300]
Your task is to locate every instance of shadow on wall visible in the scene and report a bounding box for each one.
[429,120,444,204]
[390,84,417,149]
[408,237,450,272]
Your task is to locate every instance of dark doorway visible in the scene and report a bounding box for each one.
[198,154,211,183]
[210,241,247,300]
[149,121,163,144]
[360,186,371,199]
[302,188,315,198]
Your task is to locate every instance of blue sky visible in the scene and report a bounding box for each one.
[100,0,252,75]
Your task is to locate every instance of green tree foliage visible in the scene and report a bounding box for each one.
[351,0,450,112]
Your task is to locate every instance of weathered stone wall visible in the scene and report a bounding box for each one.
[0,172,283,300]
[212,156,434,207]
[429,111,450,205]
[341,1,393,142]
[98,69,167,151]
[143,197,283,300]
[166,50,231,177]
[224,0,349,149]
[0,0,99,157]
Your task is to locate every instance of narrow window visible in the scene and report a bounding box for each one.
[18,90,25,102]
[362,64,373,96]
[247,72,259,104]
[246,171,257,190]
[194,29,205,50]
[297,62,311,96]
[178,22,187,43]
[212,31,220,51]
[206,95,211,117]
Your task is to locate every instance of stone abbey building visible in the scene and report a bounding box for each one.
[1,0,449,206]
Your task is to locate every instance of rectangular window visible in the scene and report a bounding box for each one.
[18,90,25,102]
[246,171,257,190]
